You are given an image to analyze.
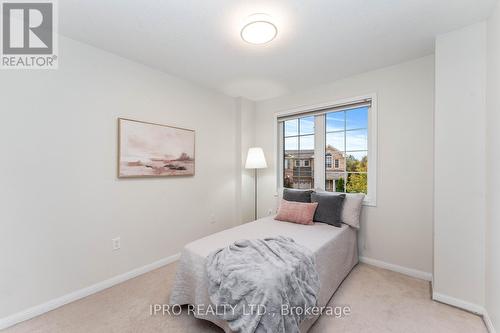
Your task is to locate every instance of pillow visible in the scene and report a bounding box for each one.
[341,193,365,229]
[310,192,346,227]
[275,199,318,225]
[282,188,313,203]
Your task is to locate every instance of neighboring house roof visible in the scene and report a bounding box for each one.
[284,149,314,159]
[284,145,344,159]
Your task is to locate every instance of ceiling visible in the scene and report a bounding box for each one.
[59,0,497,101]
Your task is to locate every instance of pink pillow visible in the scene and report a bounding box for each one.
[275,199,318,225]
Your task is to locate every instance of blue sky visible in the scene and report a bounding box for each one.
[284,107,368,158]
[326,106,368,131]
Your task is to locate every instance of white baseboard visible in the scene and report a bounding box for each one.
[360,257,494,331]
[359,256,433,281]
[432,292,484,315]
[483,309,497,333]
[432,292,497,332]
[0,253,181,330]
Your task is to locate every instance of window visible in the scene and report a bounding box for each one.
[283,116,315,189]
[326,154,332,168]
[326,106,368,194]
[278,96,376,205]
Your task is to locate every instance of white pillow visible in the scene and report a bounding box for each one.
[341,193,365,229]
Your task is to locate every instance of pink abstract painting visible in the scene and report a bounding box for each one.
[118,118,195,178]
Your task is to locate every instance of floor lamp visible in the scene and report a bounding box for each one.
[245,147,268,220]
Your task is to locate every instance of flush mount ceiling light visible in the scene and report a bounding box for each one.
[241,14,278,45]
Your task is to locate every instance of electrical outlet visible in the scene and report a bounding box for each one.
[112,237,121,251]
[209,214,216,224]
[267,208,274,216]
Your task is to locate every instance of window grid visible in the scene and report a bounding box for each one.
[283,117,315,189]
[325,108,368,194]
[278,96,376,205]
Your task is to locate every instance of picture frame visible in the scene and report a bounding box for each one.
[117,118,195,178]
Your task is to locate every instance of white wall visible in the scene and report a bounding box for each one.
[0,37,240,319]
[255,56,435,275]
[486,2,500,330]
[433,23,486,310]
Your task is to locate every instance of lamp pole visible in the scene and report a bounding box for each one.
[254,168,258,220]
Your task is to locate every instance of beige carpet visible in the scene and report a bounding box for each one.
[3,263,487,333]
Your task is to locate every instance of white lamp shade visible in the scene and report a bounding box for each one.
[245,147,268,169]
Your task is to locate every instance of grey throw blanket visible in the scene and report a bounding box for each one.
[205,236,320,333]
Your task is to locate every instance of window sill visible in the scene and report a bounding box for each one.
[362,198,376,207]
[275,191,377,207]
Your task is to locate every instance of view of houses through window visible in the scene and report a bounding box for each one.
[282,106,369,194]
[283,116,315,189]
[325,107,368,193]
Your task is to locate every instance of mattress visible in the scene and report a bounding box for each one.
[169,216,358,332]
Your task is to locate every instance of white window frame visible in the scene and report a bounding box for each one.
[275,94,377,206]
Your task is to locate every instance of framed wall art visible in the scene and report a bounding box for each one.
[118,118,195,178]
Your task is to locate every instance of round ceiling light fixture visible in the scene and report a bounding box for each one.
[241,14,278,45]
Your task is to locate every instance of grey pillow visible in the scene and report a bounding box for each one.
[283,188,313,203]
[311,192,346,227]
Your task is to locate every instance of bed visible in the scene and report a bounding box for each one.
[169,215,358,332]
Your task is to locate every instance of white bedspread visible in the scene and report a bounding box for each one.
[169,216,358,333]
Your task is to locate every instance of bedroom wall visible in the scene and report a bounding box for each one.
[254,56,435,276]
[0,36,240,320]
[486,2,500,330]
[433,22,486,310]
